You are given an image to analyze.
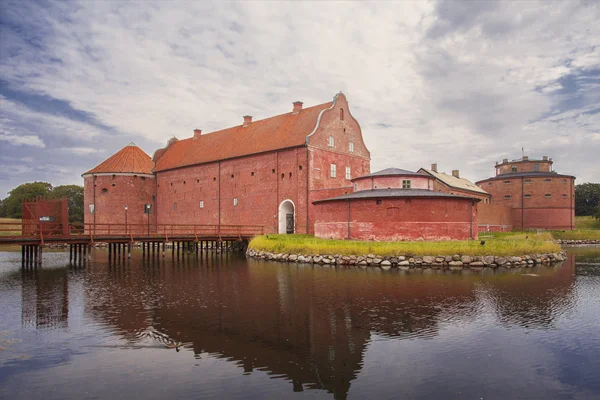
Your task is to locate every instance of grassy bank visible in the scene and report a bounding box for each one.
[551,230,600,241]
[575,216,600,230]
[0,218,21,236]
[249,234,560,257]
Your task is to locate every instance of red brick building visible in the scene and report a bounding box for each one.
[313,168,479,241]
[476,156,575,230]
[83,143,155,231]
[83,93,370,234]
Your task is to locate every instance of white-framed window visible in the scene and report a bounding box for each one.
[233,197,238,206]
[199,200,204,208]
[89,204,95,214]
[330,164,337,178]
[402,180,411,189]
[349,142,354,153]
[345,166,351,180]
[328,136,335,148]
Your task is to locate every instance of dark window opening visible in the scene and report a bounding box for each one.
[111,183,115,187]
[545,194,552,198]
[141,177,145,180]
[504,180,511,184]
[376,199,382,205]
[524,194,531,198]
[213,177,216,181]
[511,166,517,173]
[562,194,567,198]
[231,174,234,179]
[340,108,344,121]
[504,195,511,199]
[299,165,302,170]
[545,178,552,182]
[251,172,255,176]
[197,179,199,183]
[281,173,284,180]
[152,195,156,201]
[289,172,292,178]
[272,169,275,173]
[102,188,108,193]
[170,182,173,186]
[112,174,116,179]
[134,175,137,179]
[183,180,186,184]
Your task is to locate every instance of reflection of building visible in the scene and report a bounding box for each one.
[21,268,69,329]
[76,253,577,399]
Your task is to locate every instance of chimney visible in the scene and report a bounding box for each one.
[193,129,202,139]
[542,156,548,161]
[452,170,460,178]
[293,101,303,113]
[523,156,529,161]
[503,158,508,163]
[243,115,252,126]
[431,163,438,172]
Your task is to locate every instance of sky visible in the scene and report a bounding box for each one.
[0,0,599,198]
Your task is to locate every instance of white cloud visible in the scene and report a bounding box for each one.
[0,0,599,185]
[0,132,45,148]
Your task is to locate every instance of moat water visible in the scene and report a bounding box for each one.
[1,246,599,399]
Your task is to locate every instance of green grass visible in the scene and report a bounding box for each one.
[0,218,21,236]
[249,234,560,257]
[551,230,600,241]
[575,216,600,230]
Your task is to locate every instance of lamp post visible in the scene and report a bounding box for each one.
[124,205,128,234]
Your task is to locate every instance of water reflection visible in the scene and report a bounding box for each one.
[21,268,69,329]
[2,247,599,399]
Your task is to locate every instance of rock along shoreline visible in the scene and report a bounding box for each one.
[246,249,567,270]
[556,239,600,245]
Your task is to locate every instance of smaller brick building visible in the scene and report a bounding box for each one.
[82,143,156,232]
[313,168,479,241]
[476,156,575,230]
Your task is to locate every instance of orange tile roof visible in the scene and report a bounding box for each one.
[83,143,154,175]
[154,101,333,172]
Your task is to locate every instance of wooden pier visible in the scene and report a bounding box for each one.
[0,222,264,267]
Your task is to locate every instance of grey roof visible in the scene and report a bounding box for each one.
[419,168,490,195]
[313,189,479,204]
[353,167,422,180]
[476,171,575,183]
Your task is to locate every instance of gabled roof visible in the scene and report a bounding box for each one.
[419,168,489,196]
[313,189,479,204]
[83,143,154,175]
[154,101,334,172]
[353,168,423,180]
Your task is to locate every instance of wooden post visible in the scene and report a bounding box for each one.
[39,246,43,266]
[79,244,83,264]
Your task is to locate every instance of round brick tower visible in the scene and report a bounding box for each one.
[476,156,575,230]
[82,143,156,233]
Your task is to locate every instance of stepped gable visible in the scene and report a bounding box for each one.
[83,142,154,175]
[154,101,333,172]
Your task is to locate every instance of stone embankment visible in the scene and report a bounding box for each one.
[246,249,566,270]
[557,239,600,245]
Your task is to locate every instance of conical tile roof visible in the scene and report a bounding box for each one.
[83,143,154,175]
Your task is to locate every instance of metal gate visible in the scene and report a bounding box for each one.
[286,213,294,234]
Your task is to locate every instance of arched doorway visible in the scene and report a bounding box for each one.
[278,200,295,234]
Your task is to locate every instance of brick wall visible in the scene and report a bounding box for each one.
[496,160,552,175]
[354,175,431,191]
[478,203,513,229]
[83,174,156,232]
[477,175,575,230]
[314,197,478,241]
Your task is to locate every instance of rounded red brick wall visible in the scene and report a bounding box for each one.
[84,174,156,232]
[314,197,478,241]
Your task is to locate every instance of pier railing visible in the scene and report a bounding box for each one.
[0,222,265,244]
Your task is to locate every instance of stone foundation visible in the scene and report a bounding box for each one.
[246,248,566,269]
[557,239,600,245]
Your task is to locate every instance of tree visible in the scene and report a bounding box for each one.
[575,183,600,216]
[52,185,84,223]
[2,182,53,219]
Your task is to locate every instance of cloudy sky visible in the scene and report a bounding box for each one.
[1,0,599,197]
